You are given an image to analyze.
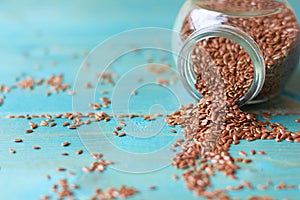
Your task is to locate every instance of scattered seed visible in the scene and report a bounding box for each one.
[14,138,23,143]
[243,159,252,164]
[258,151,266,155]
[239,151,247,157]
[148,186,157,190]
[68,171,76,176]
[32,146,41,150]
[77,149,83,155]
[115,126,122,131]
[50,122,57,127]
[68,125,77,129]
[250,150,256,155]
[170,129,177,133]
[131,90,137,95]
[173,175,179,180]
[112,131,118,136]
[62,122,70,127]
[26,129,33,133]
[118,132,126,137]
[57,167,66,172]
[9,148,16,154]
[61,142,70,147]
[40,120,48,126]
[119,121,127,126]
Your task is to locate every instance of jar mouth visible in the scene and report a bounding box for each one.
[191,0,284,17]
[178,25,265,107]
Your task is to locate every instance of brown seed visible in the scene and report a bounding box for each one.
[239,151,247,157]
[61,142,70,147]
[148,186,157,190]
[119,121,127,126]
[85,83,92,88]
[243,180,253,189]
[250,150,256,155]
[40,120,48,126]
[77,149,83,155]
[61,152,69,156]
[49,122,57,127]
[9,148,16,154]
[294,138,300,143]
[170,129,177,133]
[173,175,179,180]
[32,146,41,150]
[115,126,122,131]
[67,90,74,95]
[62,122,70,127]
[71,184,80,189]
[82,166,90,172]
[258,184,267,190]
[68,171,76,175]
[235,158,243,162]
[258,151,266,155]
[118,132,126,137]
[45,175,51,180]
[295,119,300,123]
[243,159,252,164]
[26,129,33,133]
[131,90,137,95]
[14,138,23,143]
[112,131,118,136]
[57,167,66,172]
[68,125,77,129]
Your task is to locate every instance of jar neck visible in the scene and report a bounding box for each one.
[178,24,265,106]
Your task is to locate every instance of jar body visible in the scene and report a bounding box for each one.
[174,0,300,105]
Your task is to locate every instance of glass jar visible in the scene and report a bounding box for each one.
[173,0,300,106]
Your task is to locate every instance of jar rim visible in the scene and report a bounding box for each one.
[178,24,265,106]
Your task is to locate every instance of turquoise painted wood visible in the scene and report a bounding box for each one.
[0,0,300,199]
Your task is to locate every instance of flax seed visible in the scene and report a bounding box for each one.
[112,131,118,136]
[62,122,70,127]
[57,167,66,172]
[82,166,90,172]
[40,120,48,126]
[148,186,157,190]
[295,119,300,123]
[115,126,122,131]
[14,138,23,143]
[118,132,126,137]
[49,122,57,127]
[45,175,51,180]
[243,159,252,164]
[9,148,16,154]
[26,129,33,133]
[170,129,177,133]
[242,180,253,189]
[61,152,69,156]
[68,171,76,176]
[239,151,247,157]
[131,90,137,95]
[68,125,76,129]
[61,142,70,147]
[77,149,83,155]
[258,151,266,155]
[250,150,256,155]
[32,146,41,150]
[173,175,179,180]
